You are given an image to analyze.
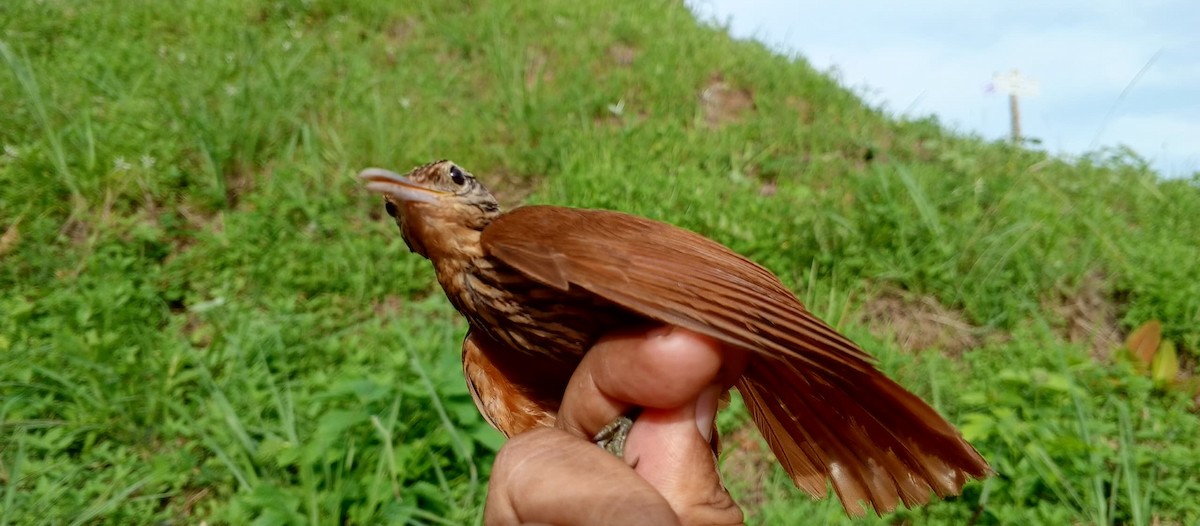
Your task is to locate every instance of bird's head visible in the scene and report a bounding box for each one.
[360,160,501,260]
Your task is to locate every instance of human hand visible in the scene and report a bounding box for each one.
[484,326,748,525]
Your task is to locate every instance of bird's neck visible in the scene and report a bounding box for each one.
[425,226,490,309]
[427,228,485,272]
[430,235,503,340]
[405,207,483,263]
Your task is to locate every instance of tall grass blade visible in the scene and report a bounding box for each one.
[0,429,25,526]
[1117,402,1148,526]
[0,41,78,199]
[893,165,945,238]
[406,333,480,506]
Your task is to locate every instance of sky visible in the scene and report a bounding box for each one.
[687,1,1200,178]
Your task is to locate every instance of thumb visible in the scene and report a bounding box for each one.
[624,385,744,526]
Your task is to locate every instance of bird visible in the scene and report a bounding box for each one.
[360,159,990,517]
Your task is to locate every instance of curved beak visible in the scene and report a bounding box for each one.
[359,168,448,204]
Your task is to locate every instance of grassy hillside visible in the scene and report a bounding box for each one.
[2,0,1198,524]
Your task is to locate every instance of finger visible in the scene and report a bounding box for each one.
[485,427,682,526]
[556,326,746,439]
[626,396,744,525]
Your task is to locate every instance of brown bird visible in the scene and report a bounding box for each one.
[361,160,990,517]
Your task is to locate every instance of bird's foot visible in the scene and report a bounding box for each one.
[593,414,636,459]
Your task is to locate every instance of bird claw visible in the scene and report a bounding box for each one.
[593,415,635,458]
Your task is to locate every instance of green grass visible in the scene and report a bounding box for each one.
[2,0,1199,523]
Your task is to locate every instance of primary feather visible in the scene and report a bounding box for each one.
[481,206,989,516]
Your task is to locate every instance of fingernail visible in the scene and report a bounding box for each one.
[695,385,721,442]
[646,325,675,339]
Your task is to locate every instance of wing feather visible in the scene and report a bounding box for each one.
[481,205,989,515]
[484,207,873,371]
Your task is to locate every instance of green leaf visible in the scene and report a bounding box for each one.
[1038,372,1073,394]
[257,434,299,467]
[958,413,995,442]
[1150,339,1179,385]
[303,409,366,464]
[468,423,505,453]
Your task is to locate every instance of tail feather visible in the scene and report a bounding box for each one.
[737,354,989,517]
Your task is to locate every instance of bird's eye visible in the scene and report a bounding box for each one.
[384,201,398,218]
[449,166,467,186]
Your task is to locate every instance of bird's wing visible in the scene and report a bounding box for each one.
[481,205,989,517]
[482,206,874,373]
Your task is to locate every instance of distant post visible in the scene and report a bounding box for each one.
[1009,89,1021,142]
[991,69,1040,143]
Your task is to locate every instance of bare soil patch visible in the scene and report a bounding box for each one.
[485,166,543,210]
[1044,272,1122,360]
[860,290,979,357]
[700,74,754,128]
[609,43,638,66]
